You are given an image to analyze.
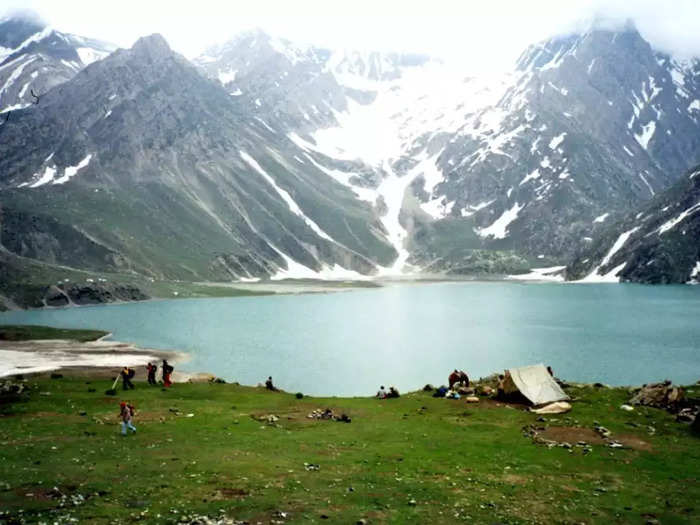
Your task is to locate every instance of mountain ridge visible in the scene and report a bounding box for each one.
[0,17,699,292]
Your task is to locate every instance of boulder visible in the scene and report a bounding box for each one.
[629,381,685,410]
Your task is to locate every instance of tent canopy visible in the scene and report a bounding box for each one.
[503,364,570,406]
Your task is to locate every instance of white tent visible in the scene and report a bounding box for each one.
[503,364,569,406]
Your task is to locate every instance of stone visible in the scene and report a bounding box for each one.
[629,382,685,410]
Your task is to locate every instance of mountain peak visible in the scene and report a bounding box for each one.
[131,33,172,58]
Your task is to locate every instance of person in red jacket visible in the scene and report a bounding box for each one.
[162,360,173,387]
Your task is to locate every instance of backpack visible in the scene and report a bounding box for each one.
[128,368,135,379]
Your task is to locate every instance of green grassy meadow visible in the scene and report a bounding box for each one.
[0,374,698,524]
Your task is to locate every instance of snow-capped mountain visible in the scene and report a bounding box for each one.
[0,14,114,114]
[194,24,700,276]
[567,164,700,284]
[0,34,395,282]
[195,33,514,272]
[1,19,699,287]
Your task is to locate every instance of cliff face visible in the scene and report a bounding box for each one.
[567,165,700,284]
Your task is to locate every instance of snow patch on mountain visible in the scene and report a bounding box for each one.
[239,150,336,243]
[634,120,656,150]
[578,227,640,283]
[520,168,540,186]
[476,202,524,239]
[76,47,108,66]
[508,265,566,282]
[656,201,700,234]
[689,261,700,284]
[549,132,566,150]
[53,154,92,185]
[29,165,57,188]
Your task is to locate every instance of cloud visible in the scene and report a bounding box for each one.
[1,0,699,65]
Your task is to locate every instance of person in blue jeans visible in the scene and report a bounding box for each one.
[119,401,136,435]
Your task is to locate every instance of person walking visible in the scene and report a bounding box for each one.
[146,363,157,385]
[119,401,136,435]
[121,366,135,390]
[162,360,173,387]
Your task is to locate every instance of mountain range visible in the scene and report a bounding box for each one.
[0,13,698,308]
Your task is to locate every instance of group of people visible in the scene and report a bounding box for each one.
[375,385,400,399]
[120,360,175,390]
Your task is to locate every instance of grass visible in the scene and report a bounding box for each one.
[0,325,108,342]
[0,378,698,524]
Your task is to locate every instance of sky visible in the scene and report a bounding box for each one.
[2,0,700,71]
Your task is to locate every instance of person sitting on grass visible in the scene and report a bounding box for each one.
[121,366,135,390]
[265,376,278,391]
[119,401,136,436]
[387,386,400,398]
[376,385,387,399]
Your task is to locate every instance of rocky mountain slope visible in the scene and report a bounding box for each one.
[567,165,700,284]
[1,17,699,286]
[424,27,700,262]
[0,14,114,114]
[194,24,700,275]
[0,33,395,282]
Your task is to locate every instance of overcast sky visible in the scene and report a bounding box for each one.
[2,0,699,70]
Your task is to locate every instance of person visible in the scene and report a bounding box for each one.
[265,376,278,391]
[433,385,449,398]
[448,370,469,389]
[146,362,157,385]
[376,385,387,399]
[496,373,507,399]
[119,401,136,435]
[387,386,400,398]
[162,360,173,387]
[121,366,135,390]
[547,365,554,377]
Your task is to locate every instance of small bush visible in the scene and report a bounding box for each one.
[295,392,304,399]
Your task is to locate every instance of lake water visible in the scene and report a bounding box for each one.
[1,282,699,396]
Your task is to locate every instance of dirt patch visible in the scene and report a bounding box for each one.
[502,473,529,485]
[481,398,530,410]
[31,411,64,418]
[616,433,653,452]
[540,426,652,451]
[540,427,606,445]
[212,487,249,499]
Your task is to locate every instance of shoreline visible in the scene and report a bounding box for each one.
[0,338,189,381]
[1,336,695,395]
[4,276,693,313]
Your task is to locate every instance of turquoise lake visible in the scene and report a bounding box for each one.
[1,282,699,396]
